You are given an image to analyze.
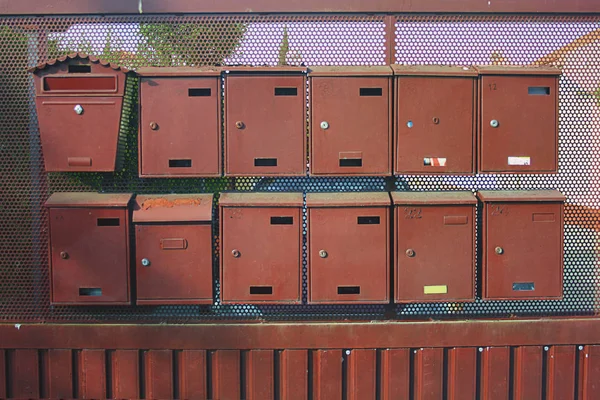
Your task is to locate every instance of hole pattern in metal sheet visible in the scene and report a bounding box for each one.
[0,14,598,322]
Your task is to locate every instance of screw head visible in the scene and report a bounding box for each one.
[490,119,499,128]
[495,246,504,255]
[235,121,245,129]
[345,350,351,355]
[479,347,484,352]
[579,345,584,351]
[432,117,440,125]
[149,121,158,130]
[405,249,416,258]
[74,105,84,115]
[232,249,241,258]
[141,258,150,267]
[319,250,328,258]
[544,346,549,351]
[60,251,69,260]
[320,121,329,130]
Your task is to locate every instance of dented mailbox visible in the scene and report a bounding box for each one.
[133,194,214,305]
[478,190,565,300]
[30,53,129,172]
[477,66,560,173]
[309,66,393,176]
[45,192,133,305]
[137,68,222,177]
[393,65,477,174]
[225,67,307,176]
[392,192,476,302]
[219,193,303,303]
[307,193,390,304]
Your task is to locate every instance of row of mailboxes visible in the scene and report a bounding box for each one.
[31,55,560,176]
[45,190,564,305]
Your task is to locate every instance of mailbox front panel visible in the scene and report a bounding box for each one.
[395,205,475,302]
[480,75,558,173]
[221,207,302,303]
[49,208,129,304]
[483,202,563,299]
[396,77,475,174]
[225,75,307,176]
[308,207,389,303]
[310,77,391,175]
[140,77,220,177]
[36,97,122,171]
[135,224,213,304]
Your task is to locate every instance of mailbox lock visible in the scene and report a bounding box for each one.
[74,105,84,115]
[60,251,69,260]
[490,119,499,128]
[319,250,328,258]
[432,117,440,125]
[235,121,245,129]
[232,249,241,258]
[495,246,504,255]
[141,258,151,267]
[149,121,158,131]
[405,249,416,258]
[320,121,330,130]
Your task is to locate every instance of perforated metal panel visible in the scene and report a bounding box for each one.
[0,14,599,322]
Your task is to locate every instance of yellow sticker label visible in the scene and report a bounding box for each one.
[424,285,448,294]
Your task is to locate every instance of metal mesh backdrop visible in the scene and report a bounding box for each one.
[0,14,599,322]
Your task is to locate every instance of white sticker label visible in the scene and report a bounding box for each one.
[508,156,531,166]
[423,157,447,167]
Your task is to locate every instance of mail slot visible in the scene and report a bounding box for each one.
[224,67,307,176]
[30,53,130,172]
[476,66,560,173]
[392,192,476,302]
[133,194,214,304]
[219,193,303,303]
[45,192,133,305]
[137,68,222,177]
[478,190,565,300]
[393,65,477,174]
[307,192,390,304]
[309,66,392,176]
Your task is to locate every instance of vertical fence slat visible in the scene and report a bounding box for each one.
[448,347,477,400]
[246,349,274,400]
[513,346,542,400]
[212,350,241,400]
[547,345,576,400]
[280,349,308,400]
[312,350,342,400]
[48,349,72,399]
[348,349,376,400]
[145,349,173,400]
[79,349,105,400]
[414,348,444,400]
[112,350,139,400]
[582,345,600,399]
[380,348,410,400]
[481,346,510,400]
[11,349,40,399]
[179,350,207,400]
[0,350,6,399]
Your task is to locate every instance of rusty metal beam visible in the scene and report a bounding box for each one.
[1,0,600,15]
[1,318,600,349]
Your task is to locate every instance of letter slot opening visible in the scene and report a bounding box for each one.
[97,218,120,227]
[270,216,294,225]
[359,88,383,96]
[79,288,102,296]
[250,286,273,295]
[528,87,551,95]
[274,87,297,96]
[338,286,361,295]
[68,65,92,73]
[188,88,211,97]
[513,282,535,291]
[357,216,380,225]
[254,158,278,167]
[339,159,363,167]
[169,159,192,168]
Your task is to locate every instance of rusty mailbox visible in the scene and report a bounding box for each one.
[45,192,133,305]
[478,190,565,300]
[392,192,476,302]
[309,66,393,176]
[137,68,222,177]
[477,66,560,173]
[393,65,477,174]
[133,194,214,305]
[224,67,307,176]
[30,53,129,172]
[219,193,303,303]
[307,193,390,304]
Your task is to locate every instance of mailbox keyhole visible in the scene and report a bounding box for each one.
[68,65,91,73]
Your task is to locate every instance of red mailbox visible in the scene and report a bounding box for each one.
[392,192,476,302]
[30,53,129,172]
[224,67,307,176]
[309,66,392,176]
[137,68,222,177]
[478,190,565,300]
[393,65,477,175]
[133,194,214,305]
[476,66,560,173]
[45,192,133,305]
[307,193,390,304]
[219,193,303,303]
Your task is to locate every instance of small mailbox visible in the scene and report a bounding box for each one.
[224,67,307,176]
[137,68,222,177]
[392,192,476,303]
[476,66,560,173]
[477,190,565,300]
[393,65,477,175]
[309,66,392,176]
[133,194,214,305]
[30,53,130,172]
[307,192,390,304]
[219,192,303,303]
[45,192,133,305]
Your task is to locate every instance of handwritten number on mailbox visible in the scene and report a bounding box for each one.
[491,205,509,216]
[489,83,497,91]
[404,207,422,219]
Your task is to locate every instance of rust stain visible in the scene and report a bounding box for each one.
[141,197,202,210]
